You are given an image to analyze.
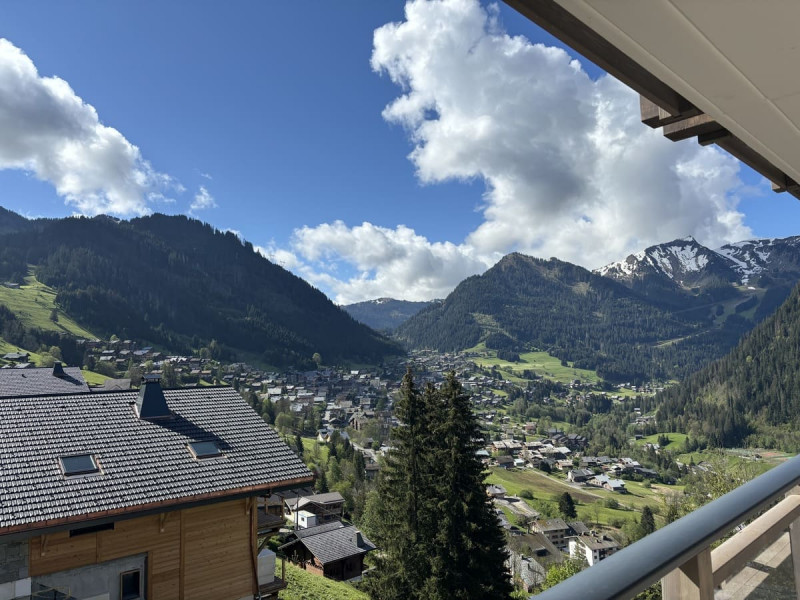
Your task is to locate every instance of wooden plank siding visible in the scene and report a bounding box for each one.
[29,497,257,600]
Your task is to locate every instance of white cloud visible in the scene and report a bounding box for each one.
[287,221,495,304]
[273,0,751,303]
[190,186,216,212]
[0,38,179,216]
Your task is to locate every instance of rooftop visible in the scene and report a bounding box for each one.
[0,385,313,535]
[0,364,89,397]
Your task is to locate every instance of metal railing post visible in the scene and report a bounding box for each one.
[662,548,714,600]
[786,486,800,599]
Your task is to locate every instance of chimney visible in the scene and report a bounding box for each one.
[136,374,171,420]
[354,531,363,547]
[52,361,66,378]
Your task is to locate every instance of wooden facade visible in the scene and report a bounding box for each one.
[29,497,257,600]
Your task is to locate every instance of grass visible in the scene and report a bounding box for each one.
[0,269,97,338]
[634,432,688,448]
[485,467,683,528]
[278,561,368,600]
[81,369,110,386]
[470,345,601,386]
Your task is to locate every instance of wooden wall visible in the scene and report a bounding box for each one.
[29,497,256,600]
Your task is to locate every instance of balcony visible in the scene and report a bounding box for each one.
[534,454,800,599]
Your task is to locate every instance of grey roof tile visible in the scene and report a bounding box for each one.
[0,386,313,531]
[0,366,89,397]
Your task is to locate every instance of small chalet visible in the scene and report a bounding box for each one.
[280,521,376,581]
[285,492,345,524]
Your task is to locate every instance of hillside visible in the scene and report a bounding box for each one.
[0,211,400,368]
[655,281,800,450]
[343,298,435,331]
[398,252,774,383]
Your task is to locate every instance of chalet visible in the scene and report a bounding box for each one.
[0,378,313,600]
[1,351,28,362]
[486,484,507,499]
[280,521,376,581]
[495,455,515,470]
[531,518,571,551]
[285,492,345,523]
[567,468,594,483]
[0,362,90,397]
[568,532,620,566]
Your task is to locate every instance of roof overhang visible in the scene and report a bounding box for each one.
[0,474,314,542]
[504,0,800,199]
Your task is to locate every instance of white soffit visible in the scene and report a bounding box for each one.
[560,0,800,185]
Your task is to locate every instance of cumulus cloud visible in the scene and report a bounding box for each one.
[0,39,179,216]
[276,0,751,303]
[190,186,216,212]
[287,221,495,304]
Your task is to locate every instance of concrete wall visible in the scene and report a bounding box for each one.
[0,539,30,600]
[33,553,145,600]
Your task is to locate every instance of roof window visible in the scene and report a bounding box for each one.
[188,441,222,459]
[60,454,99,476]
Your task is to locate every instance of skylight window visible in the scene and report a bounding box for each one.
[60,454,99,476]
[188,441,222,459]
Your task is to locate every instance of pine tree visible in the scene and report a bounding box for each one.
[423,373,513,599]
[640,505,656,535]
[559,492,577,519]
[364,369,432,600]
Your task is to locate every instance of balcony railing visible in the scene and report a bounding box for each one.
[533,453,800,599]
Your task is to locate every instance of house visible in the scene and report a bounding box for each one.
[569,532,620,566]
[530,518,571,551]
[285,492,345,523]
[280,521,376,581]
[0,377,313,600]
[486,484,507,499]
[0,362,90,398]
[567,468,594,483]
[496,455,515,469]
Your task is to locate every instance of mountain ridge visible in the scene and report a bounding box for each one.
[0,209,401,368]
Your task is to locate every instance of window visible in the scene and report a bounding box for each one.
[69,522,114,537]
[188,440,222,459]
[120,569,141,600]
[60,454,99,476]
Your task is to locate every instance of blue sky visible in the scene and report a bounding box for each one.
[1,0,799,303]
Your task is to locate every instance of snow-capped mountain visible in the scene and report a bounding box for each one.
[596,237,738,287]
[716,236,800,284]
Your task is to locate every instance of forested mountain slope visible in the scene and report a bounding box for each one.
[0,212,399,368]
[656,282,800,450]
[343,298,435,331]
[396,253,751,382]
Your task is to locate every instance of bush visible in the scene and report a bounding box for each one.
[520,489,534,500]
[603,497,620,510]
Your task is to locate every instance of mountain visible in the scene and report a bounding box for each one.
[596,237,740,308]
[396,253,745,383]
[655,281,800,450]
[343,298,436,331]
[0,211,400,368]
[398,235,800,384]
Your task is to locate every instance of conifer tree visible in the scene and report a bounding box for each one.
[364,369,432,600]
[640,505,656,536]
[558,492,577,519]
[423,373,513,599]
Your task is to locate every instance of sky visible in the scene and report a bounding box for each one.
[2,0,799,304]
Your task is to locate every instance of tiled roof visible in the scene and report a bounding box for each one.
[0,386,313,533]
[284,521,376,564]
[0,366,89,397]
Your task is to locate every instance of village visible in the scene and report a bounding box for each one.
[0,337,698,595]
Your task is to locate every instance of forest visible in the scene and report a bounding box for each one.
[0,213,400,368]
